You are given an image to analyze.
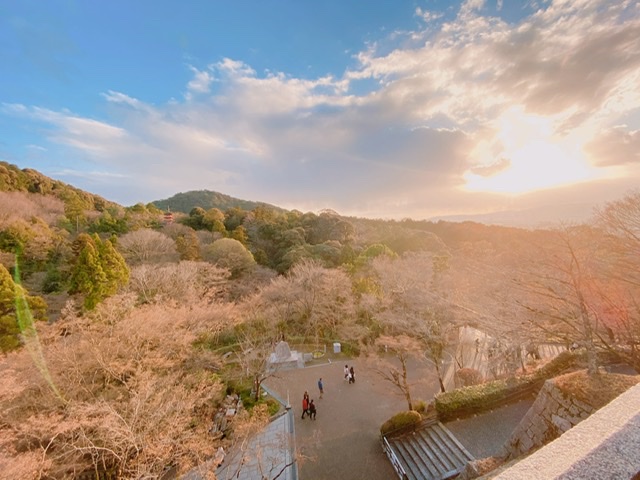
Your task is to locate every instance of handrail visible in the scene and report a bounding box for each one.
[382,436,408,480]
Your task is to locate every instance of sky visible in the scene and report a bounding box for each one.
[1,0,639,221]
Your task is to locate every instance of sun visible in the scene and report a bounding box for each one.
[463,107,598,195]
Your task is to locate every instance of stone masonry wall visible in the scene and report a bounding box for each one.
[502,379,595,460]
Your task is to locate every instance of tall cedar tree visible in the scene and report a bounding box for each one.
[0,263,47,352]
[69,234,129,310]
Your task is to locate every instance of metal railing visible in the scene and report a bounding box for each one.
[382,436,409,480]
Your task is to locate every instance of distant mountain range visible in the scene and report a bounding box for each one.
[430,202,597,228]
[151,190,286,214]
[0,160,601,228]
[152,190,598,228]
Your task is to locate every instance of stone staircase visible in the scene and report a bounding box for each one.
[386,421,474,480]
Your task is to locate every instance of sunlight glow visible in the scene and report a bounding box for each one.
[463,107,601,195]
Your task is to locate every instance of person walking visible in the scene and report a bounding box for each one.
[318,377,324,399]
[349,365,355,384]
[308,399,316,420]
[344,364,349,381]
[302,391,310,419]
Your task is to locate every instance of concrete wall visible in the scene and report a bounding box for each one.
[502,379,595,460]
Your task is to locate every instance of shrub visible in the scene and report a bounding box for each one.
[435,351,583,421]
[339,340,361,357]
[413,400,428,414]
[455,367,483,387]
[380,410,422,436]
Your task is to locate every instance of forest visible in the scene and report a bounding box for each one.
[0,160,639,478]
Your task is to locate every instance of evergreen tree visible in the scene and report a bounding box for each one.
[175,230,201,260]
[0,263,47,352]
[68,234,129,310]
[98,235,130,296]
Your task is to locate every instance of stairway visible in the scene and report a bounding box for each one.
[387,422,474,480]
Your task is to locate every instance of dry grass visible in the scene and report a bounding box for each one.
[554,369,639,409]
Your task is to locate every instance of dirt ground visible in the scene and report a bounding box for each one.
[265,355,441,480]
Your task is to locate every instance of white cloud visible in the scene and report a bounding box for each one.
[185,65,214,99]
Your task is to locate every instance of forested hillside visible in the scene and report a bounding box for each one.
[151,189,285,214]
[1,161,639,478]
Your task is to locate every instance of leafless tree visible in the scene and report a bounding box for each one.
[374,335,423,411]
[117,228,178,264]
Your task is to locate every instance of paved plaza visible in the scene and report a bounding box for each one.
[265,356,441,480]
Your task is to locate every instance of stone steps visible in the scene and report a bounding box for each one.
[388,422,474,480]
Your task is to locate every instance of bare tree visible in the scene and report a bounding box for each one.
[117,228,178,264]
[374,335,423,411]
[515,226,604,374]
[0,296,231,478]
[128,261,230,304]
[249,259,359,343]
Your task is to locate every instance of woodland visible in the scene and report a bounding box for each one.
[0,160,639,479]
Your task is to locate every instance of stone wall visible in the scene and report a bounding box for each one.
[502,379,595,459]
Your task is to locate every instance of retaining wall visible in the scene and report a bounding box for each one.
[502,379,595,460]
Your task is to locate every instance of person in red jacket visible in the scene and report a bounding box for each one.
[302,391,310,419]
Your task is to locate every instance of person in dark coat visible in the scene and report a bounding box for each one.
[349,366,355,383]
[308,399,316,420]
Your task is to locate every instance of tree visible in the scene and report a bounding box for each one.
[0,263,47,352]
[264,259,357,341]
[203,238,256,277]
[202,207,227,234]
[0,298,229,478]
[128,261,230,305]
[117,229,178,264]
[235,320,281,402]
[593,191,640,371]
[175,229,201,261]
[515,227,604,374]
[374,335,423,411]
[68,234,129,310]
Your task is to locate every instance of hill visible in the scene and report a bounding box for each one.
[151,190,286,214]
[0,161,121,212]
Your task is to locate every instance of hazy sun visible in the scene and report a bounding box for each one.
[463,107,598,195]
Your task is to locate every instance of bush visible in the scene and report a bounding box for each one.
[413,400,428,414]
[435,351,583,421]
[380,410,422,436]
[339,340,361,357]
[455,367,483,387]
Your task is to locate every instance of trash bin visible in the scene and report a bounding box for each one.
[333,342,341,353]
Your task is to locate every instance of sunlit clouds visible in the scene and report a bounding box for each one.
[2,0,640,220]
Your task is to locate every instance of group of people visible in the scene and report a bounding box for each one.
[300,366,357,421]
[344,364,355,384]
[301,390,317,420]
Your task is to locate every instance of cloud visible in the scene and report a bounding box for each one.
[585,126,640,166]
[185,65,214,99]
[469,158,511,177]
[3,0,640,219]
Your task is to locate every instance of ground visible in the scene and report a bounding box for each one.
[265,355,441,480]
